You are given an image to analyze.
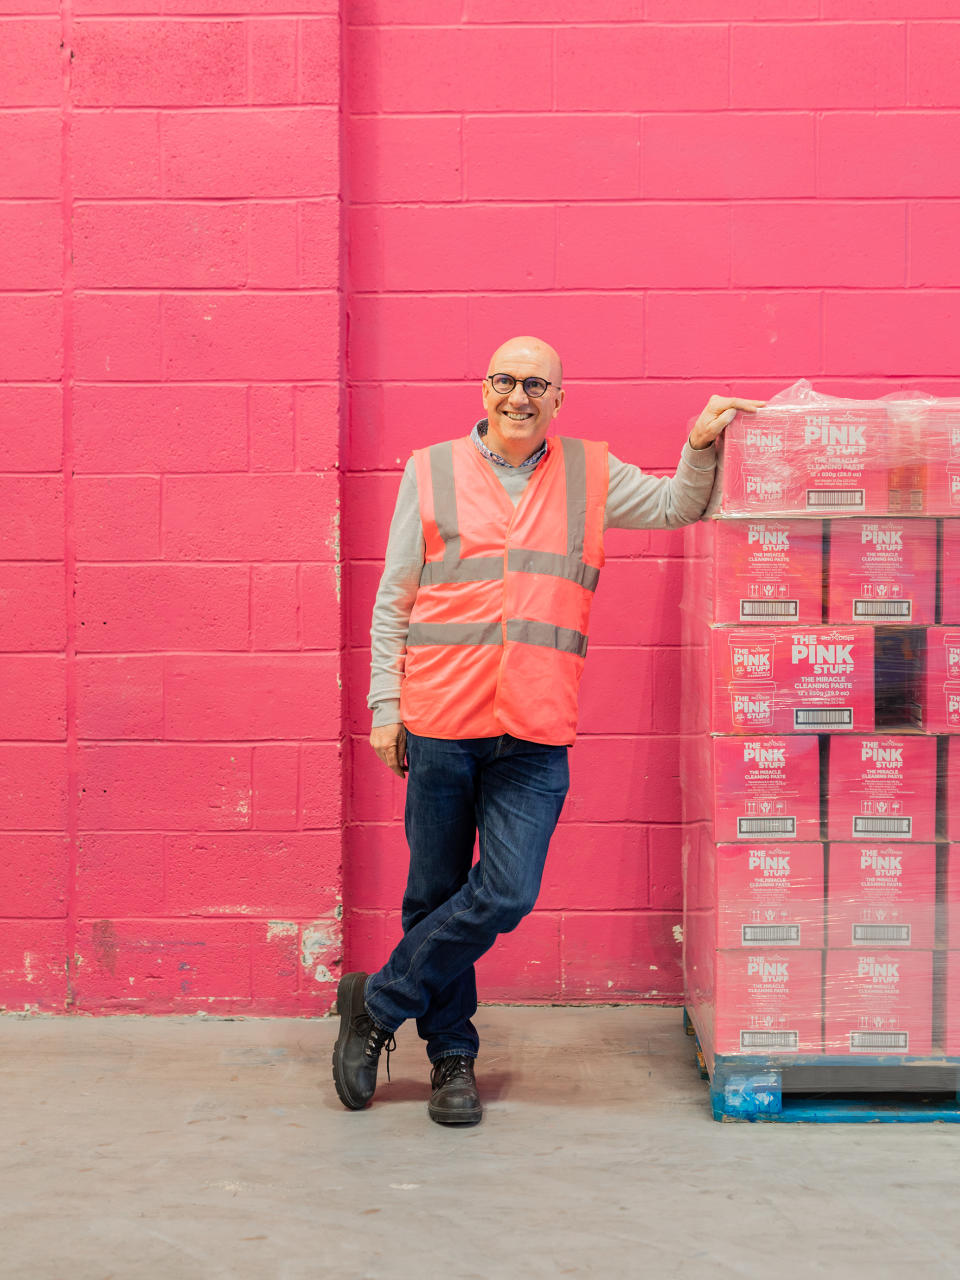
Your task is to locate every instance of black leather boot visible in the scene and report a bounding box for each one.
[428,1054,482,1126]
[331,971,396,1111]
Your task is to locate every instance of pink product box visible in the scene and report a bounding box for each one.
[885,399,928,515]
[712,626,875,734]
[949,739,960,843]
[823,950,933,1055]
[711,520,823,626]
[942,522,960,626]
[909,628,960,732]
[798,406,892,516]
[827,519,936,626]
[946,845,960,948]
[827,844,936,949]
[716,842,825,949]
[945,951,960,1057]
[681,911,715,1057]
[712,736,821,844]
[922,402,960,516]
[827,736,937,843]
[714,950,823,1055]
[720,405,891,516]
[718,413,794,515]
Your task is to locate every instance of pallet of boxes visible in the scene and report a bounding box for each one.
[680,380,960,1122]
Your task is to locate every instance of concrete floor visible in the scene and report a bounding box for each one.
[1,1007,957,1280]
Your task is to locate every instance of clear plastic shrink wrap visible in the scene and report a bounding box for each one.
[681,382,960,1079]
[706,379,960,518]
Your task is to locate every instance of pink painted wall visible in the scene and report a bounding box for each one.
[3,2,960,1012]
[341,2,960,1005]
[1,0,343,1012]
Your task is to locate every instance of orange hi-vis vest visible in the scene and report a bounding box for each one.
[400,434,609,746]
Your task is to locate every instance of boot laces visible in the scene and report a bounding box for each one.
[355,1014,397,1082]
[432,1055,474,1089]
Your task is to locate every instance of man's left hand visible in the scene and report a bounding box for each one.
[689,395,767,450]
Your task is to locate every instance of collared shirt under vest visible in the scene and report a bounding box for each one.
[399,434,609,747]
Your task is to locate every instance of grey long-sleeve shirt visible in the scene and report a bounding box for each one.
[367,435,718,727]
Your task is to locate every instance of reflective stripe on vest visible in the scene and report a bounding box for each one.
[406,618,589,659]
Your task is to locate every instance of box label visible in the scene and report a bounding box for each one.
[717,842,824,950]
[715,949,823,1056]
[712,737,821,843]
[712,521,823,626]
[827,519,936,626]
[827,844,936,949]
[824,950,933,1055]
[719,405,889,516]
[711,628,874,734]
[827,737,937,843]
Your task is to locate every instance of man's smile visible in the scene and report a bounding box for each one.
[502,410,534,421]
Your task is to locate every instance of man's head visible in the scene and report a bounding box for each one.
[480,335,564,465]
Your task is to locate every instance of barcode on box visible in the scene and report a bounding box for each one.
[806,489,865,510]
[852,924,911,944]
[794,707,853,728]
[854,600,912,619]
[850,1031,908,1053]
[853,816,912,837]
[740,600,799,620]
[737,817,797,837]
[742,924,801,945]
[740,1030,799,1051]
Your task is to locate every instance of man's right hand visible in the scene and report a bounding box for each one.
[370,722,407,778]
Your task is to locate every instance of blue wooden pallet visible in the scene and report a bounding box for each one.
[683,1011,960,1124]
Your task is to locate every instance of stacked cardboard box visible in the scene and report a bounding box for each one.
[681,382,957,1069]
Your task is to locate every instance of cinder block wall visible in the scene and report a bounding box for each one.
[3,1,959,1012]
[341,1,960,1004]
[1,1,343,1012]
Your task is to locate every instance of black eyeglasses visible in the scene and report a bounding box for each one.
[485,373,559,399]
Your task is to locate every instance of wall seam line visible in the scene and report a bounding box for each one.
[336,0,349,977]
[61,0,78,1013]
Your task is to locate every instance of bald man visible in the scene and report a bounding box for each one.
[332,337,764,1125]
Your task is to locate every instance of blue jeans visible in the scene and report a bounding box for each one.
[364,731,570,1063]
